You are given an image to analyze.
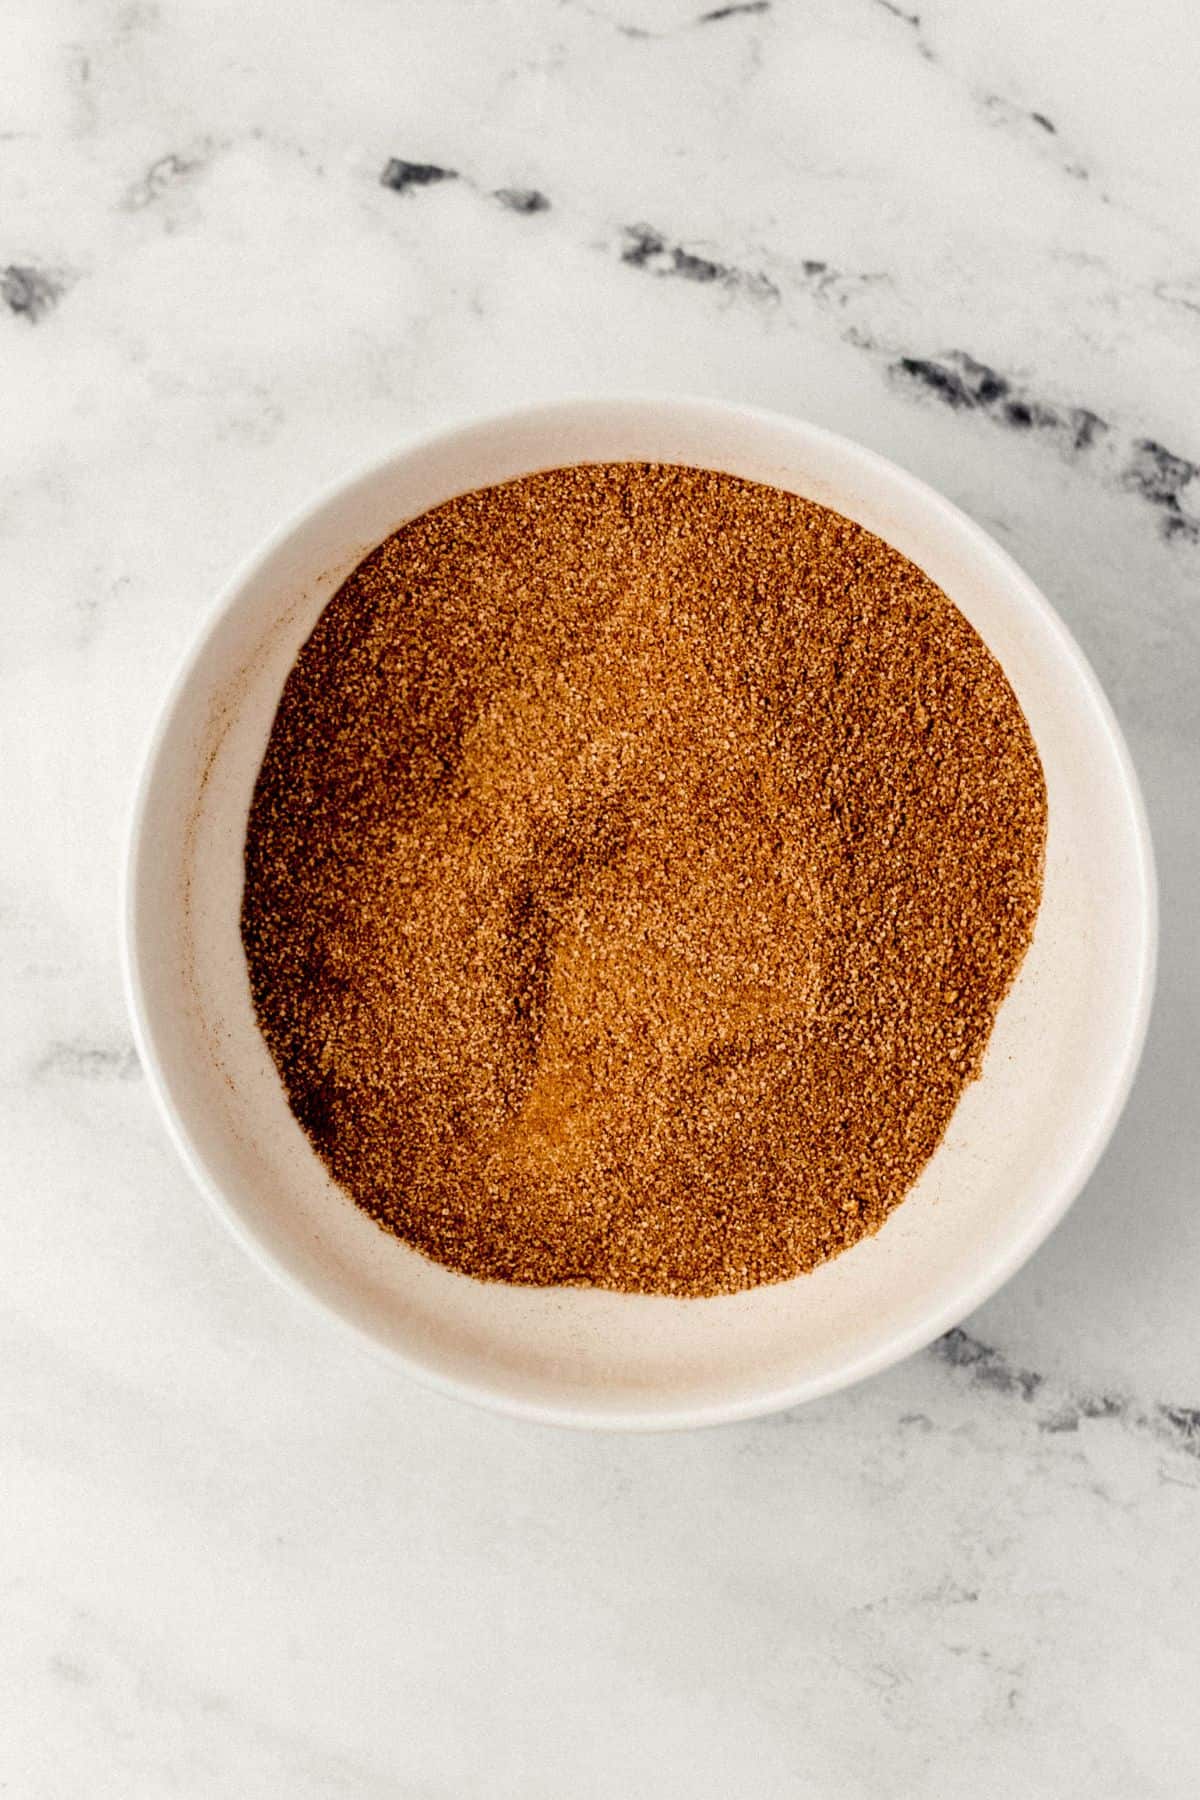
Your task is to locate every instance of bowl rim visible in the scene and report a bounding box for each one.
[120,392,1159,1431]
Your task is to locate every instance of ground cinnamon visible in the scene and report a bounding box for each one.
[241,463,1046,1297]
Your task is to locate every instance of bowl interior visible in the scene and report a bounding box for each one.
[125,398,1154,1427]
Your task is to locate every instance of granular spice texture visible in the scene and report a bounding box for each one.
[241,464,1046,1297]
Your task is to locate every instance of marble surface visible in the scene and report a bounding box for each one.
[3,0,1198,1792]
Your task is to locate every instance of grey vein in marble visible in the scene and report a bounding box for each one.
[605,210,1200,545]
[368,137,1199,556]
[381,157,553,224]
[619,222,780,300]
[889,351,1107,451]
[562,0,772,39]
[929,1327,1044,1402]
[892,354,1200,543]
[33,1039,142,1083]
[872,0,921,26]
[2,264,67,322]
[123,148,208,212]
[696,1,771,22]
[869,0,934,61]
[1155,279,1200,317]
[1122,439,1200,544]
[930,1329,1200,1467]
[380,157,459,195]
[613,206,1198,547]
[494,187,551,215]
[977,93,1088,180]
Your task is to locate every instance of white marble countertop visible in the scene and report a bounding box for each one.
[3,0,1198,1792]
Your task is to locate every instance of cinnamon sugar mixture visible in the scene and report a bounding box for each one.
[241,464,1046,1296]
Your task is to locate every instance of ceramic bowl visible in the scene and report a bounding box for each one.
[122,396,1156,1429]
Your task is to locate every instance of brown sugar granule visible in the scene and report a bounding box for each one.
[241,463,1047,1297]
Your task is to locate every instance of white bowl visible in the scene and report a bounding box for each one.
[122,396,1156,1430]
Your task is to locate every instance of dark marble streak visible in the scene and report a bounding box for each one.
[929,1327,1043,1401]
[1160,1407,1200,1453]
[34,1040,142,1082]
[697,1,770,21]
[380,158,458,194]
[494,187,551,214]
[1040,1393,1124,1432]
[892,351,1199,544]
[620,224,779,300]
[624,240,885,312]
[931,1328,1200,1464]
[1154,280,1200,318]
[563,0,770,38]
[890,351,1106,450]
[373,162,1198,551]
[2,265,65,322]
[871,0,934,59]
[874,0,920,24]
[1123,440,1200,544]
[124,150,202,211]
[381,160,550,219]
[979,93,1087,178]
